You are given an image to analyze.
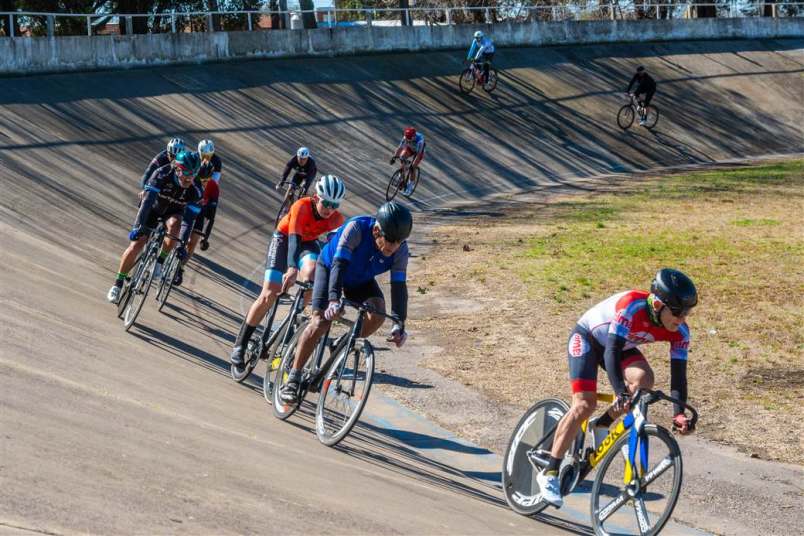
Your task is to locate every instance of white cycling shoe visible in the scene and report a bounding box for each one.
[107,285,121,303]
[536,470,564,508]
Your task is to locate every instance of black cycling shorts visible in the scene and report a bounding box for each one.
[311,260,384,312]
[264,232,320,285]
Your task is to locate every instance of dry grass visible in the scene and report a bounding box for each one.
[408,160,804,464]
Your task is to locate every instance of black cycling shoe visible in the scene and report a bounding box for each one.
[280,381,300,404]
[173,267,183,287]
[230,345,245,367]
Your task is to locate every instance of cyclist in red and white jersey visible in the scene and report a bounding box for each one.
[537,268,698,508]
[390,127,425,196]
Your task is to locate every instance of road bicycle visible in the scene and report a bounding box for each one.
[618,93,659,130]
[272,299,400,446]
[117,222,166,331]
[459,60,498,94]
[385,156,421,201]
[502,389,698,535]
[274,176,307,228]
[229,281,312,398]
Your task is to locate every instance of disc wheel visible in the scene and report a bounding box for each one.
[385,169,403,202]
[590,424,682,536]
[483,68,498,93]
[502,398,569,516]
[315,339,374,447]
[617,105,635,130]
[643,106,660,130]
[459,68,476,94]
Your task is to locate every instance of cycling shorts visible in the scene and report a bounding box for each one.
[310,260,384,312]
[567,325,647,394]
[264,232,320,285]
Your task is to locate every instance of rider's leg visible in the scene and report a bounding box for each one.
[298,251,318,307]
[289,260,332,372]
[117,236,148,277]
[162,215,182,255]
[342,280,386,337]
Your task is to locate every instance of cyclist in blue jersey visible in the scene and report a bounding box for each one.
[107,150,203,303]
[390,127,426,196]
[278,202,414,404]
[467,30,495,84]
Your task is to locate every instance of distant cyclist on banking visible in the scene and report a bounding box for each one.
[230,175,346,368]
[536,269,698,508]
[467,30,495,84]
[279,202,413,404]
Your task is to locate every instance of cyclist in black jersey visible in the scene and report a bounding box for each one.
[626,66,657,126]
[277,147,317,195]
[140,138,185,189]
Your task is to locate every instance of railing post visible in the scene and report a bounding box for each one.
[207,13,214,31]
[772,2,777,17]
[87,15,92,35]
[47,14,54,37]
[485,7,491,23]
[247,12,252,30]
[405,8,410,26]
[611,3,616,20]
[171,11,176,32]
[366,10,372,27]
[8,14,13,37]
[126,15,133,34]
[445,8,451,24]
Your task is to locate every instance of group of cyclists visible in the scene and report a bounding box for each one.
[105,34,683,513]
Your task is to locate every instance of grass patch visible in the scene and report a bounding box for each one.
[410,159,804,464]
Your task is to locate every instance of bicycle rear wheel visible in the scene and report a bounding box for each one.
[643,106,660,130]
[502,398,569,516]
[272,319,308,419]
[617,105,635,130]
[315,339,375,447]
[590,424,682,536]
[483,68,498,93]
[157,252,180,312]
[459,68,476,94]
[231,300,282,384]
[122,253,158,331]
[385,169,403,202]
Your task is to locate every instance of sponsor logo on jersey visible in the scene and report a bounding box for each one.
[628,331,656,344]
[569,333,587,357]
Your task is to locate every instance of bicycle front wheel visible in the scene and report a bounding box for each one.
[274,193,294,228]
[315,339,375,447]
[590,424,682,536]
[459,68,476,94]
[157,252,180,312]
[405,168,421,198]
[271,319,308,419]
[122,253,158,331]
[483,68,498,93]
[502,398,570,516]
[385,169,403,202]
[643,106,660,130]
[617,105,635,130]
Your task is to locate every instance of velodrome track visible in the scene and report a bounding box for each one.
[1,38,802,534]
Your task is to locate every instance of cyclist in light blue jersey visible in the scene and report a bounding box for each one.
[467,30,495,84]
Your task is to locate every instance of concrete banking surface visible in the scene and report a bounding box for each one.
[1,39,802,534]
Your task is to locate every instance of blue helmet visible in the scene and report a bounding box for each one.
[174,150,201,177]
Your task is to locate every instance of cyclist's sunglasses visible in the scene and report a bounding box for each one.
[175,164,194,178]
[667,305,693,318]
[322,200,340,209]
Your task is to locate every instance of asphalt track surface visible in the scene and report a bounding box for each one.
[1,38,802,534]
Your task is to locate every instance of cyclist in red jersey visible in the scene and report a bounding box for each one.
[536,269,698,508]
[230,175,346,368]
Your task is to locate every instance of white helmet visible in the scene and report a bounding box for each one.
[167,137,186,158]
[315,175,346,204]
[198,139,215,158]
[474,31,484,40]
[297,147,310,160]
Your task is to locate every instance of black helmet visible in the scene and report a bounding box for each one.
[636,65,646,73]
[375,202,413,243]
[650,268,698,316]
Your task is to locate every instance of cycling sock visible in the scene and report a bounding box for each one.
[596,412,614,429]
[546,456,562,475]
[115,272,127,285]
[235,321,257,348]
[158,250,167,262]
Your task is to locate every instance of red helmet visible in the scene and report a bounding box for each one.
[403,127,416,140]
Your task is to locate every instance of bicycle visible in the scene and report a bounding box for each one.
[459,60,498,94]
[117,222,166,331]
[617,93,659,130]
[385,156,421,202]
[272,299,400,446]
[502,389,698,535]
[274,176,307,228]
[229,281,312,399]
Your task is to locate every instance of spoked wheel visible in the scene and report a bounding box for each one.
[157,253,180,312]
[385,169,403,202]
[272,320,308,420]
[122,254,158,331]
[231,335,262,384]
[459,68,476,94]
[483,68,499,93]
[403,168,421,198]
[116,278,133,319]
[617,105,635,130]
[590,424,682,536]
[502,398,569,516]
[315,339,375,447]
[274,193,294,228]
[643,106,660,130]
